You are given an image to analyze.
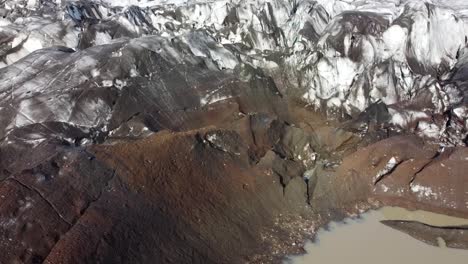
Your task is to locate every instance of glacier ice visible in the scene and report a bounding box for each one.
[0,0,466,147]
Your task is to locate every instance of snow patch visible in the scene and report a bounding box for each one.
[410,184,438,198]
[373,157,398,184]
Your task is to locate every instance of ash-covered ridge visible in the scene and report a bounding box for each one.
[0,0,466,147]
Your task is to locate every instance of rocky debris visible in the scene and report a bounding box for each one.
[0,104,331,264]
[0,98,369,263]
[204,130,245,156]
[84,128,315,263]
[0,148,115,264]
[0,99,467,263]
[0,179,70,264]
[273,126,317,169]
[330,135,468,218]
[268,151,306,188]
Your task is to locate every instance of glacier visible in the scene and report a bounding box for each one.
[0,0,466,148]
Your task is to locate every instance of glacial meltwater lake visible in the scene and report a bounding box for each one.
[285,207,468,264]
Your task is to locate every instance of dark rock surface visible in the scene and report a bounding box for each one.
[0,148,115,264]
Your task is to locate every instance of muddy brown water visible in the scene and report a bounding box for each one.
[285,207,468,264]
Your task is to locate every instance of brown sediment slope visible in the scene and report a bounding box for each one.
[45,103,364,263]
[86,128,315,263]
[1,100,467,264]
[0,101,324,263]
[329,135,468,218]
